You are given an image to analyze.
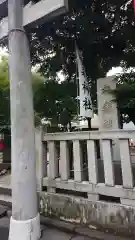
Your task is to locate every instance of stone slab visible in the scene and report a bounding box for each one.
[97,77,120,162]
[97,76,120,130]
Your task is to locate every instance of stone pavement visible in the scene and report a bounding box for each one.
[40,222,131,240]
[0,206,132,240]
[0,220,131,240]
[0,217,94,240]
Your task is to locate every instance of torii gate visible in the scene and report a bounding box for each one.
[0,1,68,240]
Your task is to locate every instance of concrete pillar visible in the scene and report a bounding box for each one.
[8,0,40,239]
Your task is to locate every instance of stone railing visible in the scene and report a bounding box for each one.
[35,129,135,207]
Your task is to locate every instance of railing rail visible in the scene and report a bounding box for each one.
[43,129,135,141]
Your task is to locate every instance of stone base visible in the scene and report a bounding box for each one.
[8,213,41,240]
[39,192,135,237]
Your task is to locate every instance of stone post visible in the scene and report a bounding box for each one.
[35,127,47,192]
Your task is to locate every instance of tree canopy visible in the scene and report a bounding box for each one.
[0,56,10,126]
[1,0,135,127]
[111,71,135,126]
[0,56,45,126]
[0,56,77,129]
[33,77,77,129]
[27,0,135,108]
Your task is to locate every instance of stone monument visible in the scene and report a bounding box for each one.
[97,76,120,162]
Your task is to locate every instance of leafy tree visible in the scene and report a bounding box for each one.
[33,79,77,129]
[0,56,10,126]
[0,56,46,126]
[2,0,134,119]
[0,56,77,128]
[27,0,135,109]
[111,72,135,126]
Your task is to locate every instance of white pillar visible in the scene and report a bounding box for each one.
[8,0,40,239]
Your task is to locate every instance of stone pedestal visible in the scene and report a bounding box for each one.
[97,76,120,162]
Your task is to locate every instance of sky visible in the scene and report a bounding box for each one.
[107,67,123,77]
[0,47,7,56]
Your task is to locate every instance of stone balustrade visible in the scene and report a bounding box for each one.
[35,128,135,207]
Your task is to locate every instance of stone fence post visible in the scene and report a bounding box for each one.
[35,127,47,191]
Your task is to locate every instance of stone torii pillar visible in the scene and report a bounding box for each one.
[0,1,68,240]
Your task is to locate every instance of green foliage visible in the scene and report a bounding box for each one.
[112,72,135,125]
[33,79,78,128]
[0,56,10,126]
[1,0,135,127]
[27,0,135,109]
[0,56,46,126]
[0,56,77,128]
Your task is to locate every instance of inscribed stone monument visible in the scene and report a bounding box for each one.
[97,76,120,162]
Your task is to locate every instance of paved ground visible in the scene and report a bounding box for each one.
[0,209,92,240]
[0,217,92,240]
[0,220,121,240]
[0,215,132,240]
[40,227,91,240]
